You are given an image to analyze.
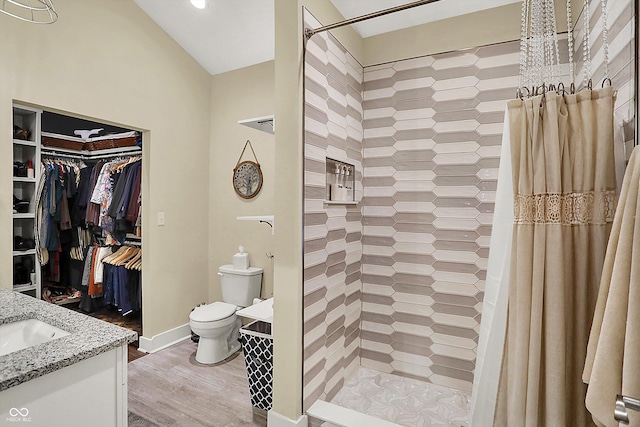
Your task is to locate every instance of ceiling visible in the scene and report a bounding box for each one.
[133,0,520,76]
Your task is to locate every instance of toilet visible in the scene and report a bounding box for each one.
[189,265,263,364]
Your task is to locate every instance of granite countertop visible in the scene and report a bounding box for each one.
[0,288,137,391]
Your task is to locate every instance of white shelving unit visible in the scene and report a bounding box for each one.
[12,104,41,300]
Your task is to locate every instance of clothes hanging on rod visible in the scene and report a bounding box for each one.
[36,151,142,310]
[36,154,142,264]
[87,155,142,236]
[76,243,142,316]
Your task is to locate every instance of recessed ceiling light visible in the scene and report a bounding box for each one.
[190,0,206,9]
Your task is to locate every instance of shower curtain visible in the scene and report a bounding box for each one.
[493,86,618,427]
[469,108,514,427]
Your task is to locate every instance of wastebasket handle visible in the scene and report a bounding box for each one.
[250,355,267,367]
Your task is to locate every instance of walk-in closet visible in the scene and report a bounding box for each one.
[12,105,144,357]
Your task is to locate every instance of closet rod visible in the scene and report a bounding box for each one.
[41,151,87,160]
[41,150,141,160]
[304,0,442,39]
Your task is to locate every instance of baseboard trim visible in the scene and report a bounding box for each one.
[307,400,398,427]
[138,323,191,354]
[267,410,308,427]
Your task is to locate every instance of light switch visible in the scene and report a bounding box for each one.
[157,212,165,226]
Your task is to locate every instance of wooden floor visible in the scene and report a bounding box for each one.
[128,339,267,427]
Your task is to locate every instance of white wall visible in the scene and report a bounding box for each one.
[0,0,212,338]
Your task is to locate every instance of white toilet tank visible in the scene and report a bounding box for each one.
[219,265,263,307]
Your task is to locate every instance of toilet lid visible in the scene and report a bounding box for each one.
[189,302,236,322]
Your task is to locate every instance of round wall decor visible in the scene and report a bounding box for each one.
[233,140,263,199]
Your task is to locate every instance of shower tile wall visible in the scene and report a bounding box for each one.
[303,11,364,410]
[300,4,619,407]
[359,41,523,392]
[574,0,635,162]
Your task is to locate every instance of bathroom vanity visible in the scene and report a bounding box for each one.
[0,289,137,426]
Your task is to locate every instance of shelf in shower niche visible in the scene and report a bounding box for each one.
[325,157,355,203]
[323,200,358,205]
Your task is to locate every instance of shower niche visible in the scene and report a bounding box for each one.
[325,158,356,204]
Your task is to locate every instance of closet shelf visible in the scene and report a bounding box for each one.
[13,139,37,147]
[13,177,36,183]
[52,296,81,306]
[13,249,36,256]
[13,283,36,293]
[13,213,35,219]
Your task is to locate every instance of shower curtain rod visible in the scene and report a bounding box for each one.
[304,0,443,39]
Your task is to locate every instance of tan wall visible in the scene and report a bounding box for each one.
[363,1,577,67]
[0,0,212,338]
[209,61,275,303]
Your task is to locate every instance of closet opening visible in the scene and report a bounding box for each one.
[12,104,145,362]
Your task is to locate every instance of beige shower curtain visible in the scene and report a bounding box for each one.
[494,86,618,427]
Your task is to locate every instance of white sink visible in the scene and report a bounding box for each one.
[0,319,70,356]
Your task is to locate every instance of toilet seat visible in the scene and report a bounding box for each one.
[190,301,237,322]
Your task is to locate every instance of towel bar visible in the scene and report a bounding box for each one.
[615,395,640,424]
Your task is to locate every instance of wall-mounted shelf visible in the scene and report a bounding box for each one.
[238,115,275,135]
[237,215,275,235]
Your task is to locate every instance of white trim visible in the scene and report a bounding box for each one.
[307,400,400,427]
[137,323,191,354]
[267,410,308,427]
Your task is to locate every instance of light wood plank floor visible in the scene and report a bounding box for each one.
[128,339,267,427]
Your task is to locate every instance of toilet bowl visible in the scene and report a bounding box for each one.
[189,302,241,364]
[189,265,263,364]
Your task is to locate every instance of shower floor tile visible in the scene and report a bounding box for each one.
[330,368,470,427]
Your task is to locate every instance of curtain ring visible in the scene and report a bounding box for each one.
[587,79,593,90]
[602,77,612,87]
[557,82,565,95]
[570,82,576,94]
[517,86,530,100]
[535,83,547,97]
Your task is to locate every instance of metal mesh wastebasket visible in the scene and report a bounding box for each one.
[240,320,273,411]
